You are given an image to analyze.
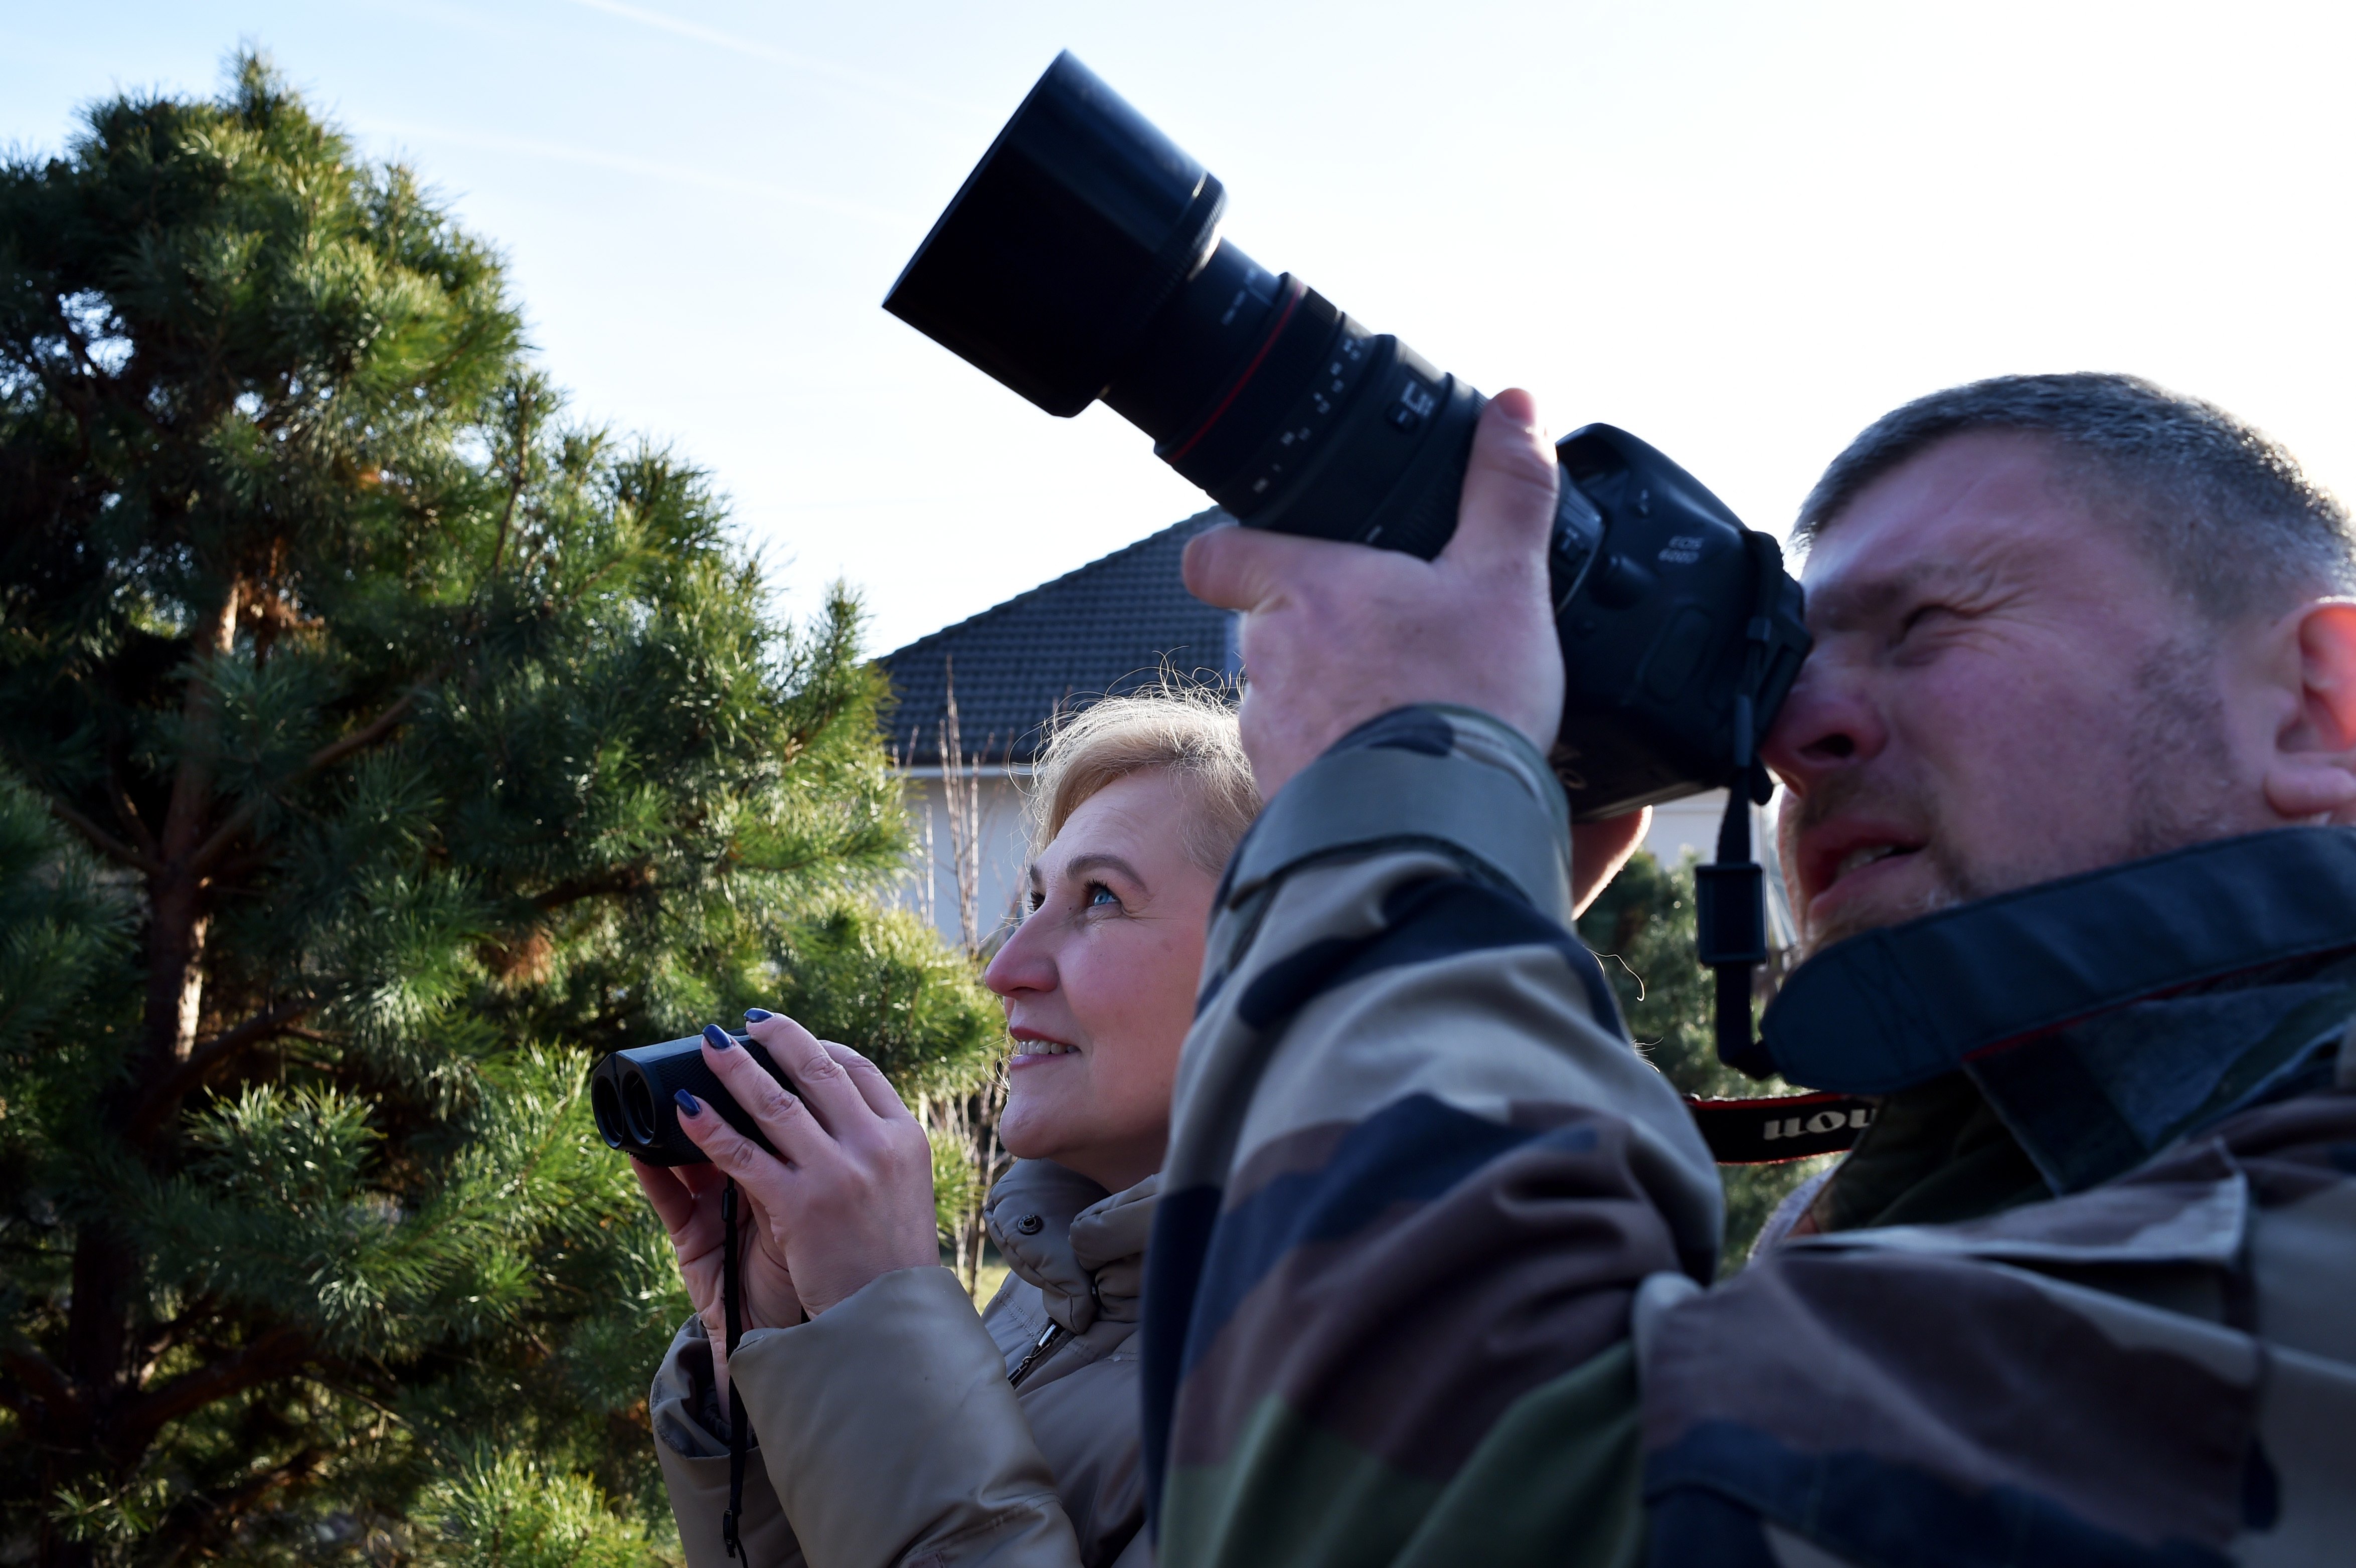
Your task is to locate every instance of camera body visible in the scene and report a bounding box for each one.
[884,52,1809,818]
[591,1032,792,1167]
[1544,423,1807,812]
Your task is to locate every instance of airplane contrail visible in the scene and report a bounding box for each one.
[556,0,984,120]
[362,119,923,230]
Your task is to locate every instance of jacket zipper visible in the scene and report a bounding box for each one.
[1008,1322,1067,1387]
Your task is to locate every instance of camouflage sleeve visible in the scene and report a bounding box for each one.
[1141,706,1723,1568]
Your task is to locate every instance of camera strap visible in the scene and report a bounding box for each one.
[721,1177,747,1559]
[1684,1090,1877,1162]
[1698,783,1771,1076]
[1697,530,1788,1078]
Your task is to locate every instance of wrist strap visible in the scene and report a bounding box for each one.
[722,1177,747,1559]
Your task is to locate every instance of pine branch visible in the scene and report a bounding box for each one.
[127,998,315,1142]
[222,1445,330,1512]
[149,1443,332,1562]
[186,687,423,877]
[23,302,118,461]
[41,790,162,877]
[117,1323,310,1454]
[134,1294,222,1386]
[109,769,161,861]
[531,861,657,912]
[1,1335,76,1429]
[302,1364,410,1431]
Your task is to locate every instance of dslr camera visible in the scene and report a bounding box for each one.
[885,52,1810,820]
[598,54,1815,1160]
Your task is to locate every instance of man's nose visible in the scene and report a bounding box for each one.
[1760,658,1888,793]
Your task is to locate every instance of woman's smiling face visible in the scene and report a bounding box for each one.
[983,767,1220,1193]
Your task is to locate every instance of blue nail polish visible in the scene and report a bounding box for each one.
[675,1088,701,1116]
[744,1007,775,1022]
[702,1023,737,1052]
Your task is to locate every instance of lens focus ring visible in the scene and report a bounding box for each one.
[1218,325,1378,515]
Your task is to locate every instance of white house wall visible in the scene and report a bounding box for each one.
[893,772,1034,952]
[890,774,1793,959]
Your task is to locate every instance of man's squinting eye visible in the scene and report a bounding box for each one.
[1896,602,1956,643]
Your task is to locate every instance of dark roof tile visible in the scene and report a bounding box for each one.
[878,509,1236,767]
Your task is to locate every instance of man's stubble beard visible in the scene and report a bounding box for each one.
[2119,632,2247,860]
[1783,633,2244,961]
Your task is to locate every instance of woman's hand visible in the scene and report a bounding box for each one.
[631,1154,802,1421]
[675,1009,940,1318]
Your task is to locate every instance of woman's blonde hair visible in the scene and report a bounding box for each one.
[1027,683,1259,873]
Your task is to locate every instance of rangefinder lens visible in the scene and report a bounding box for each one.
[592,1075,626,1149]
[622,1071,659,1147]
[589,1030,796,1166]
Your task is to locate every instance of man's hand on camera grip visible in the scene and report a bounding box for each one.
[1182,390,1567,798]
[675,1010,940,1319]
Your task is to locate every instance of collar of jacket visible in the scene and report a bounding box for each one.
[1760,827,2356,1190]
[983,1160,1159,1333]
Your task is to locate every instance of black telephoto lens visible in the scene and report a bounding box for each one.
[887,51,1481,563]
[887,52,1810,818]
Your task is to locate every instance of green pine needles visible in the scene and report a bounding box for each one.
[0,51,1000,1566]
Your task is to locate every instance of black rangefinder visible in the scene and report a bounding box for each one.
[886,53,1809,817]
[591,1032,792,1167]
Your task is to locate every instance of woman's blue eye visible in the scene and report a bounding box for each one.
[1087,884,1118,908]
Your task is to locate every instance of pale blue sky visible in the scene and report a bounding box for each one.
[8,2,2352,652]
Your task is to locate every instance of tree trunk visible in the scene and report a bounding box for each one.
[45,582,245,1566]
[139,578,240,1080]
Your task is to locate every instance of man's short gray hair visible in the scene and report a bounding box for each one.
[1796,373,2356,621]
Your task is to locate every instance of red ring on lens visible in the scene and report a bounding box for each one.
[1163,276,1306,464]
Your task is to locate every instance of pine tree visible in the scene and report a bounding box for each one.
[0,53,999,1565]
[1576,850,1835,1262]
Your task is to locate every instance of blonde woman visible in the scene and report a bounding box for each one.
[639,689,1258,1568]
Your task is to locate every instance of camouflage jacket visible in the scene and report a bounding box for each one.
[1140,705,2356,1567]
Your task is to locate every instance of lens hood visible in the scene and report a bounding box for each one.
[885,52,1226,416]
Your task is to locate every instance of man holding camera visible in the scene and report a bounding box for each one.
[1145,373,2356,1565]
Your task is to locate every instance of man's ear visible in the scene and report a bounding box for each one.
[2263,600,2356,823]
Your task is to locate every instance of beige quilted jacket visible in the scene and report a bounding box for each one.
[650,1160,1156,1568]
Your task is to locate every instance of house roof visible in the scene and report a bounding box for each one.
[878,508,1237,767]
